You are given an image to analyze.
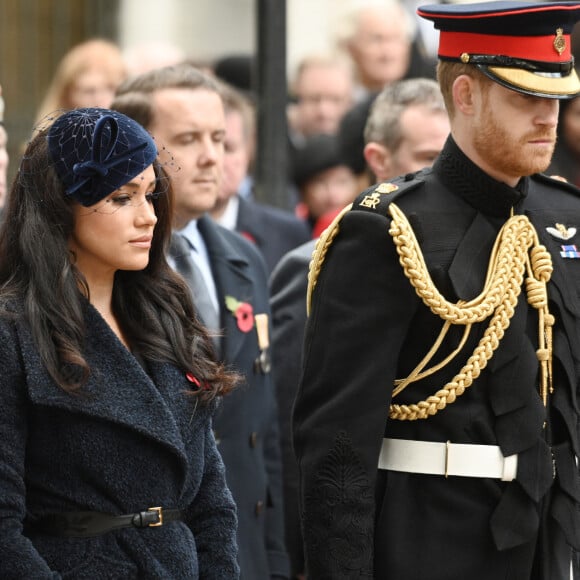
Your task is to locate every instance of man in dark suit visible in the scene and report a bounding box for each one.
[293,3,580,579]
[270,76,449,580]
[112,65,289,580]
[209,82,310,274]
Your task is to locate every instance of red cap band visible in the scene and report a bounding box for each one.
[438,31,571,62]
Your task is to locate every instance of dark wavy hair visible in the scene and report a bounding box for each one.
[0,127,237,403]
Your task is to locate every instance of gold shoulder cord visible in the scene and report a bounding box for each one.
[307,203,353,316]
[388,202,554,420]
[305,201,554,421]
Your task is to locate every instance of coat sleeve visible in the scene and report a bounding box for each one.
[292,210,417,579]
[0,319,61,579]
[252,243,290,579]
[262,369,290,579]
[184,412,240,579]
[269,244,312,577]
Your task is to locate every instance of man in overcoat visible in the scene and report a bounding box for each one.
[293,2,580,578]
[113,65,289,580]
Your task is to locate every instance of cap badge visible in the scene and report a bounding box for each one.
[253,313,271,375]
[547,223,576,240]
[554,28,566,55]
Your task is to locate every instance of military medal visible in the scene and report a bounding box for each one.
[254,313,271,374]
[560,244,580,258]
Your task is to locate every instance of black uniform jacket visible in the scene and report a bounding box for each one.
[293,138,580,580]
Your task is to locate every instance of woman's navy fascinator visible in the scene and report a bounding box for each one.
[46,107,158,207]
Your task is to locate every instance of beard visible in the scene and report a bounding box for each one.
[472,103,556,180]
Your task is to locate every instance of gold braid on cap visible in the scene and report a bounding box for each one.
[388,202,554,421]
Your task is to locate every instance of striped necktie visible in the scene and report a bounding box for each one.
[169,233,220,336]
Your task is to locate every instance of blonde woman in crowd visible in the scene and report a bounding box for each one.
[34,38,127,126]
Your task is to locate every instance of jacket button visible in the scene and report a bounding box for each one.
[249,432,258,448]
[213,430,221,446]
[255,500,264,516]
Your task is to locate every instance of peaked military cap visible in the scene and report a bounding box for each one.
[418,1,580,98]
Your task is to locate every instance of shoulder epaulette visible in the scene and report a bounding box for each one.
[351,170,427,217]
[533,172,580,196]
[307,171,427,315]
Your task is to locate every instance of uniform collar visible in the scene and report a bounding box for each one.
[433,136,528,218]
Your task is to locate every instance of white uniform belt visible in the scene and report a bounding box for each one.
[378,438,518,482]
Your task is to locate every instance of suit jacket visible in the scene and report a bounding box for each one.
[235,196,311,275]
[269,239,316,578]
[192,216,289,579]
[0,299,239,579]
[293,137,580,580]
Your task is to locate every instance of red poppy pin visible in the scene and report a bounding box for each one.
[185,372,210,390]
[240,231,257,244]
[225,295,255,333]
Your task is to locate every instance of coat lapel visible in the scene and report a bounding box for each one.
[20,303,190,469]
[198,215,255,363]
[236,196,264,247]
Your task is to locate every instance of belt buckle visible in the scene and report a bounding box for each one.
[147,506,163,527]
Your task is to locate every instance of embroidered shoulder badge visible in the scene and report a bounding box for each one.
[359,182,399,209]
[375,182,399,194]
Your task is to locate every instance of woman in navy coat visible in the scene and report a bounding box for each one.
[0,108,240,578]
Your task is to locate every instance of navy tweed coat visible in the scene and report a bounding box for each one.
[0,299,239,579]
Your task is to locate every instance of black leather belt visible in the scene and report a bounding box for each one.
[30,506,183,538]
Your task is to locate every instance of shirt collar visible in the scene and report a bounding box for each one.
[214,196,239,231]
[176,219,204,252]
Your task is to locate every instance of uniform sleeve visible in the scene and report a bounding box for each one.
[184,413,240,579]
[0,320,61,579]
[292,210,417,579]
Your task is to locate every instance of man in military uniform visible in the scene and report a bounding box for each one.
[293,3,580,579]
